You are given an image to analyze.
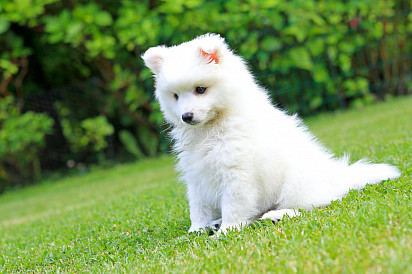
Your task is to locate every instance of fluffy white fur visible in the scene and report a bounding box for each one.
[142,33,400,235]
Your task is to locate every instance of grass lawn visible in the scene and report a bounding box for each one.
[1,97,411,272]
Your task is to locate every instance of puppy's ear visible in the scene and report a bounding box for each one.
[199,48,221,64]
[142,46,167,74]
[197,34,227,65]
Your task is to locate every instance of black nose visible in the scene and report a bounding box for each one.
[182,112,194,123]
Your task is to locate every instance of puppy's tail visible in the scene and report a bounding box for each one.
[344,159,400,190]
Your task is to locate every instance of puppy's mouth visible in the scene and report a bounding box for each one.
[185,120,200,126]
[181,117,201,126]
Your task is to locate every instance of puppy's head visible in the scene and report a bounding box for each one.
[142,34,232,127]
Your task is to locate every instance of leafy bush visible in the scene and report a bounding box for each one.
[0,96,53,192]
[0,0,410,189]
[56,103,114,154]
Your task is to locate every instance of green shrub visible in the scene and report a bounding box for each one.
[0,0,410,189]
[55,101,114,154]
[0,96,54,192]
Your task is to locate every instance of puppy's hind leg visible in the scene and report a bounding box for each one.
[260,209,301,223]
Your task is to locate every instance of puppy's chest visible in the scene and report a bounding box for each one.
[180,137,225,169]
[177,136,232,182]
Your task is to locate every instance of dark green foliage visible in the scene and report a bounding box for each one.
[0,97,54,191]
[0,0,410,190]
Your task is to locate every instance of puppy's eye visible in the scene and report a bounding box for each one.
[195,86,207,94]
[173,93,179,100]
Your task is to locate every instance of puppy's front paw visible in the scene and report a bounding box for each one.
[210,223,243,238]
[210,227,231,239]
[188,225,206,233]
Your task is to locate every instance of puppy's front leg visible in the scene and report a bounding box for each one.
[216,181,259,235]
[187,185,218,233]
[188,202,216,233]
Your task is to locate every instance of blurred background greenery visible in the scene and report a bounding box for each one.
[0,0,411,192]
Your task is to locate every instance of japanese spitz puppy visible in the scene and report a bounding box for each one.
[142,34,400,235]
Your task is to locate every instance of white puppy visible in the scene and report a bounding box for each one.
[142,34,400,235]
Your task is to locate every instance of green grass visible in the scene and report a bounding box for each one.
[1,97,411,272]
